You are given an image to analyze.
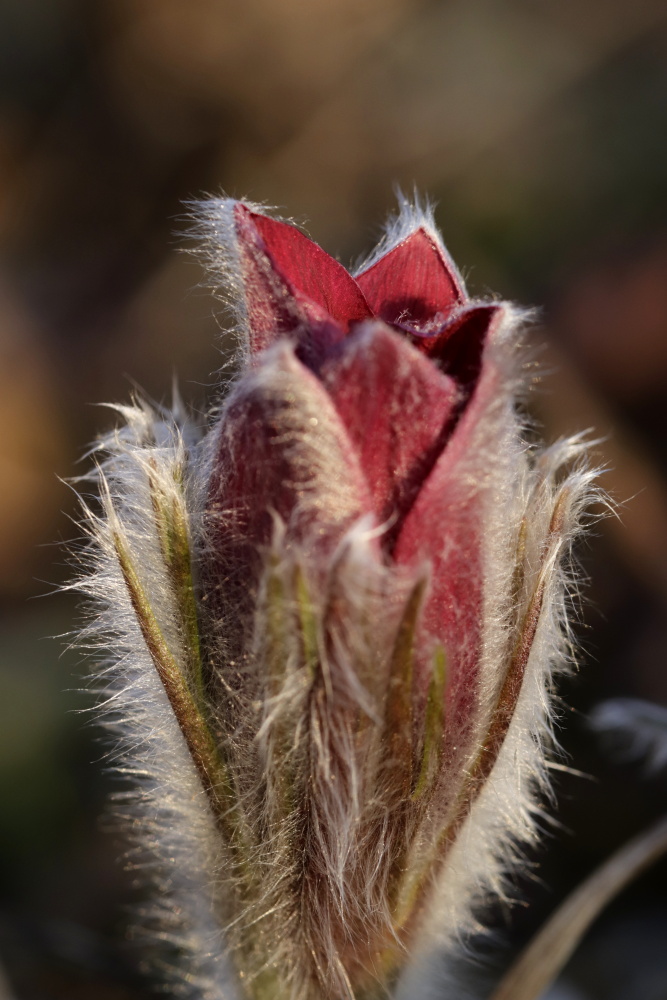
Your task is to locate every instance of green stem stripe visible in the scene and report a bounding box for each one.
[412,645,447,802]
[383,578,425,803]
[295,565,319,680]
[381,579,426,910]
[148,466,204,701]
[113,530,237,843]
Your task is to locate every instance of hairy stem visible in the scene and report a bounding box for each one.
[113,529,238,844]
[148,462,205,702]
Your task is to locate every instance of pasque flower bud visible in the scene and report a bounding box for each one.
[75,195,595,1000]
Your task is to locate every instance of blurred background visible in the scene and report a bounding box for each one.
[2,0,667,997]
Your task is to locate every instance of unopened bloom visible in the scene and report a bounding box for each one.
[75,196,594,1000]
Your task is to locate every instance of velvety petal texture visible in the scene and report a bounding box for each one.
[79,195,595,1000]
[208,342,371,565]
[356,227,465,332]
[204,342,374,664]
[247,208,373,330]
[233,204,371,360]
[319,322,459,528]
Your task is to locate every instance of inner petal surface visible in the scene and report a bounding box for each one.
[356,229,465,331]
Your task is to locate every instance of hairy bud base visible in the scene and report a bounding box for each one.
[72,196,597,1000]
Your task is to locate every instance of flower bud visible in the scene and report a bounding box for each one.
[76,195,596,1000]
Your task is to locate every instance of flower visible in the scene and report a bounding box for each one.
[75,195,595,1000]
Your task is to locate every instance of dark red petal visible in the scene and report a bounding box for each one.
[393,445,482,713]
[233,205,334,357]
[393,306,507,814]
[356,228,465,331]
[205,344,373,639]
[249,210,373,328]
[320,323,459,531]
[412,304,499,389]
[234,205,373,356]
[393,417,483,824]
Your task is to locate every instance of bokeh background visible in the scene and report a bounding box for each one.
[2,1,667,997]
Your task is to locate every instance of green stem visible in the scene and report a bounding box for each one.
[490,814,667,1000]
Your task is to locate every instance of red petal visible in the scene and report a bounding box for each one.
[205,344,373,630]
[234,205,372,355]
[250,211,373,327]
[413,304,499,388]
[320,323,459,532]
[393,307,508,815]
[234,205,331,356]
[393,438,483,726]
[393,418,483,825]
[356,229,465,331]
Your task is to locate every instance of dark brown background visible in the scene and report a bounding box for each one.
[2,2,667,997]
